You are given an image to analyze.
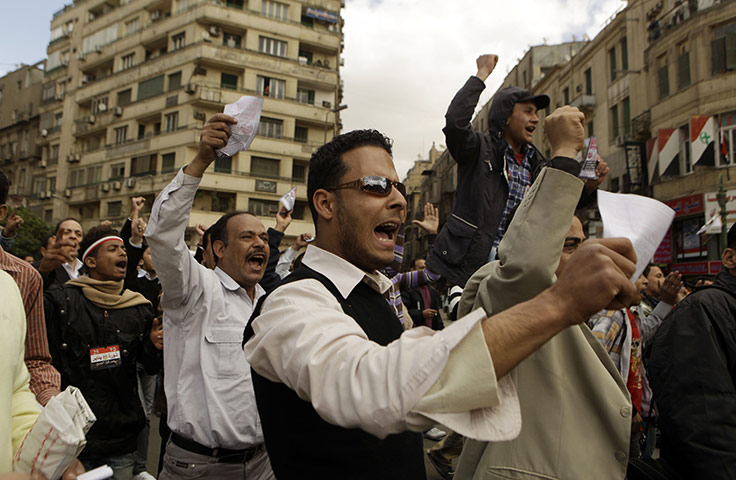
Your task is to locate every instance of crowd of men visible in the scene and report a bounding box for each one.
[1,53,734,480]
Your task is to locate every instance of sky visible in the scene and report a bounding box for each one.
[0,0,624,178]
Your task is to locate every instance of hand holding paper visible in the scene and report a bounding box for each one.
[216,96,264,158]
[597,190,675,281]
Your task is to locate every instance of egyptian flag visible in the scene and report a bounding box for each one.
[658,128,680,174]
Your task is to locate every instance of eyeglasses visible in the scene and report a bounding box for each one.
[328,175,407,199]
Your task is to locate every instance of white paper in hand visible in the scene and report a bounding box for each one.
[597,190,675,281]
[216,96,264,157]
[14,386,96,480]
[280,186,297,212]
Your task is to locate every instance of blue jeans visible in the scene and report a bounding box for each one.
[82,453,135,480]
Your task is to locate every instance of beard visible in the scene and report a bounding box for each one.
[335,202,391,272]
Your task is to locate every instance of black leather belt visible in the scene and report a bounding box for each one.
[171,433,259,464]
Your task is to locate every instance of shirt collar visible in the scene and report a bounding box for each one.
[62,258,83,278]
[0,247,23,273]
[137,269,157,281]
[302,244,392,298]
[214,266,266,302]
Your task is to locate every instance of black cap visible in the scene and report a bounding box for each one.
[517,92,550,110]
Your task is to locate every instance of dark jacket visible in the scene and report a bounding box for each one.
[44,283,160,459]
[402,285,443,330]
[428,77,588,287]
[648,271,736,479]
[121,218,161,310]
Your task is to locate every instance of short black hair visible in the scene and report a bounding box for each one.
[0,170,8,205]
[728,223,736,249]
[307,129,393,230]
[202,224,214,249]
[78,224,120,260]
[209,210,250,265]
[643,263,659,278]
[55,217,82,236]
[41,233,53,250]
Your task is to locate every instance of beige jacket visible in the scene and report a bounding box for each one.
[455,167,632,480]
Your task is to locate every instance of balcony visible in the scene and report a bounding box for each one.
[570,94,596,113]
[647,0,699,44]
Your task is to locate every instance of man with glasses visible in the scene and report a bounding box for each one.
[243,110,640,479]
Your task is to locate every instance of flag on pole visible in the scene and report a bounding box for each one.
[690,115,716,166]
[658,128,680,174]
[647,136,659,184]
[697,212,723,235]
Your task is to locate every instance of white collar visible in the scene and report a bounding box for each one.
[214,266,266,301]
[302,244,392,299]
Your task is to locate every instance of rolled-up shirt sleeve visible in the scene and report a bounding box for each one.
[245,279,519,441]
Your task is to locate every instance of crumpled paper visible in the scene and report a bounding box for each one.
[216,96,264,158]
[14,386,96,480]
[280,186,297,212]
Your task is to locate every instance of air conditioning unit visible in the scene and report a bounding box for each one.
[66,154,80,163]
[39,159,47,168]
[615,135,625,147]
[322,101,332,108]
[55,93,64,101]
[112,181,122,190]
[64,188,72,198]
[77,52,86,61]
[193,111,206,120]
[185,83,197,94]
[113,106,123,116]
[100,183,110,192]
[125,177,136,188]
[88,115,96,124]
[97,103,107,112]
[40,129,49,137]
[40,191,51,200]
[209,25,221,37]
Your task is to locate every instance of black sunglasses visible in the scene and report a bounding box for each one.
[328,175,407,198]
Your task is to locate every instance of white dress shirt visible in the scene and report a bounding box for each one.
[146,168,264,449]
[62,258,83,280]
[245,244,522,442]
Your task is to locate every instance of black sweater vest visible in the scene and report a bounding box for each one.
[244,265,425,479]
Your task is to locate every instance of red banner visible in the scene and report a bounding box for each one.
[664,194,705,218]
[653,228,673,263]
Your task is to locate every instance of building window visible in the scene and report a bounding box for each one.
[584,68,592,95]
[611,104,619,139]
[212,192,235,212]
[107,201,123,218]
[42,82,56,102]
[47,176,56,194]
[294,126,308,143]
[221,73,238,90]
[121,53,135,70]
[587,120,594,138]
[658,61,670,100]
[225,0,244,9]
[251,156,280,178]
[110,162,125,180]
[711,22,736,76]
[621,36,628,71]
[162,153,176,173]
[165,112,178,132]
[138,75,165,100]
[172,32,185,50]
[92,95,108,114]
[678,45,691,89]
[720,114,736,167]
[258,118,283,138]
[679,124,693,174]
[563,87,570,105]
[258,36,287,58]
[169,71,182,91]
[126,18,138,35]
[131,154,156,176]
[118,88,132,106]
[87,165,102,184]
[49,144,59,166]
[609,47,617,82]
[674,217,707,259]
[249,198,279,217]
[292,201,307,220]
[262,0,289,20]
[115,126,128,144]
[622,97,631,137]
[296,88,315,105]
[215,155,232,174]
[257,76,285,99]
[292,161,307,182]
[70,169,85,187]
[223,33,242,48]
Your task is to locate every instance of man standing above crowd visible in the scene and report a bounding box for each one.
[243,106,638,478]
[146,114,275,479]
[428,54,607,287]
[0,171,60,407]
[37,218,85,290]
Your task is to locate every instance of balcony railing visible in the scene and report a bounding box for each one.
[647,0,699,43]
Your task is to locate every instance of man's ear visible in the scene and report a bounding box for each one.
[0,204,7,222]
[722,247,736,272]
[212,239,225,262]
[84,255,96,270]
[313,189,337,223]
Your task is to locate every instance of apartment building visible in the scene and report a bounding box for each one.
[0,63,44,202]
[34,0,344,244]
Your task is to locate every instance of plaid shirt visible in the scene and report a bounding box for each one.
[491,144,534,251]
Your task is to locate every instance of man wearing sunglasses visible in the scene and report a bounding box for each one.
[242,107,638,479]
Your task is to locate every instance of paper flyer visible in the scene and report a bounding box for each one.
[579,137,599,180]
[280,186,297,212]
[216,96,264,158]
[597,190,675,281]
